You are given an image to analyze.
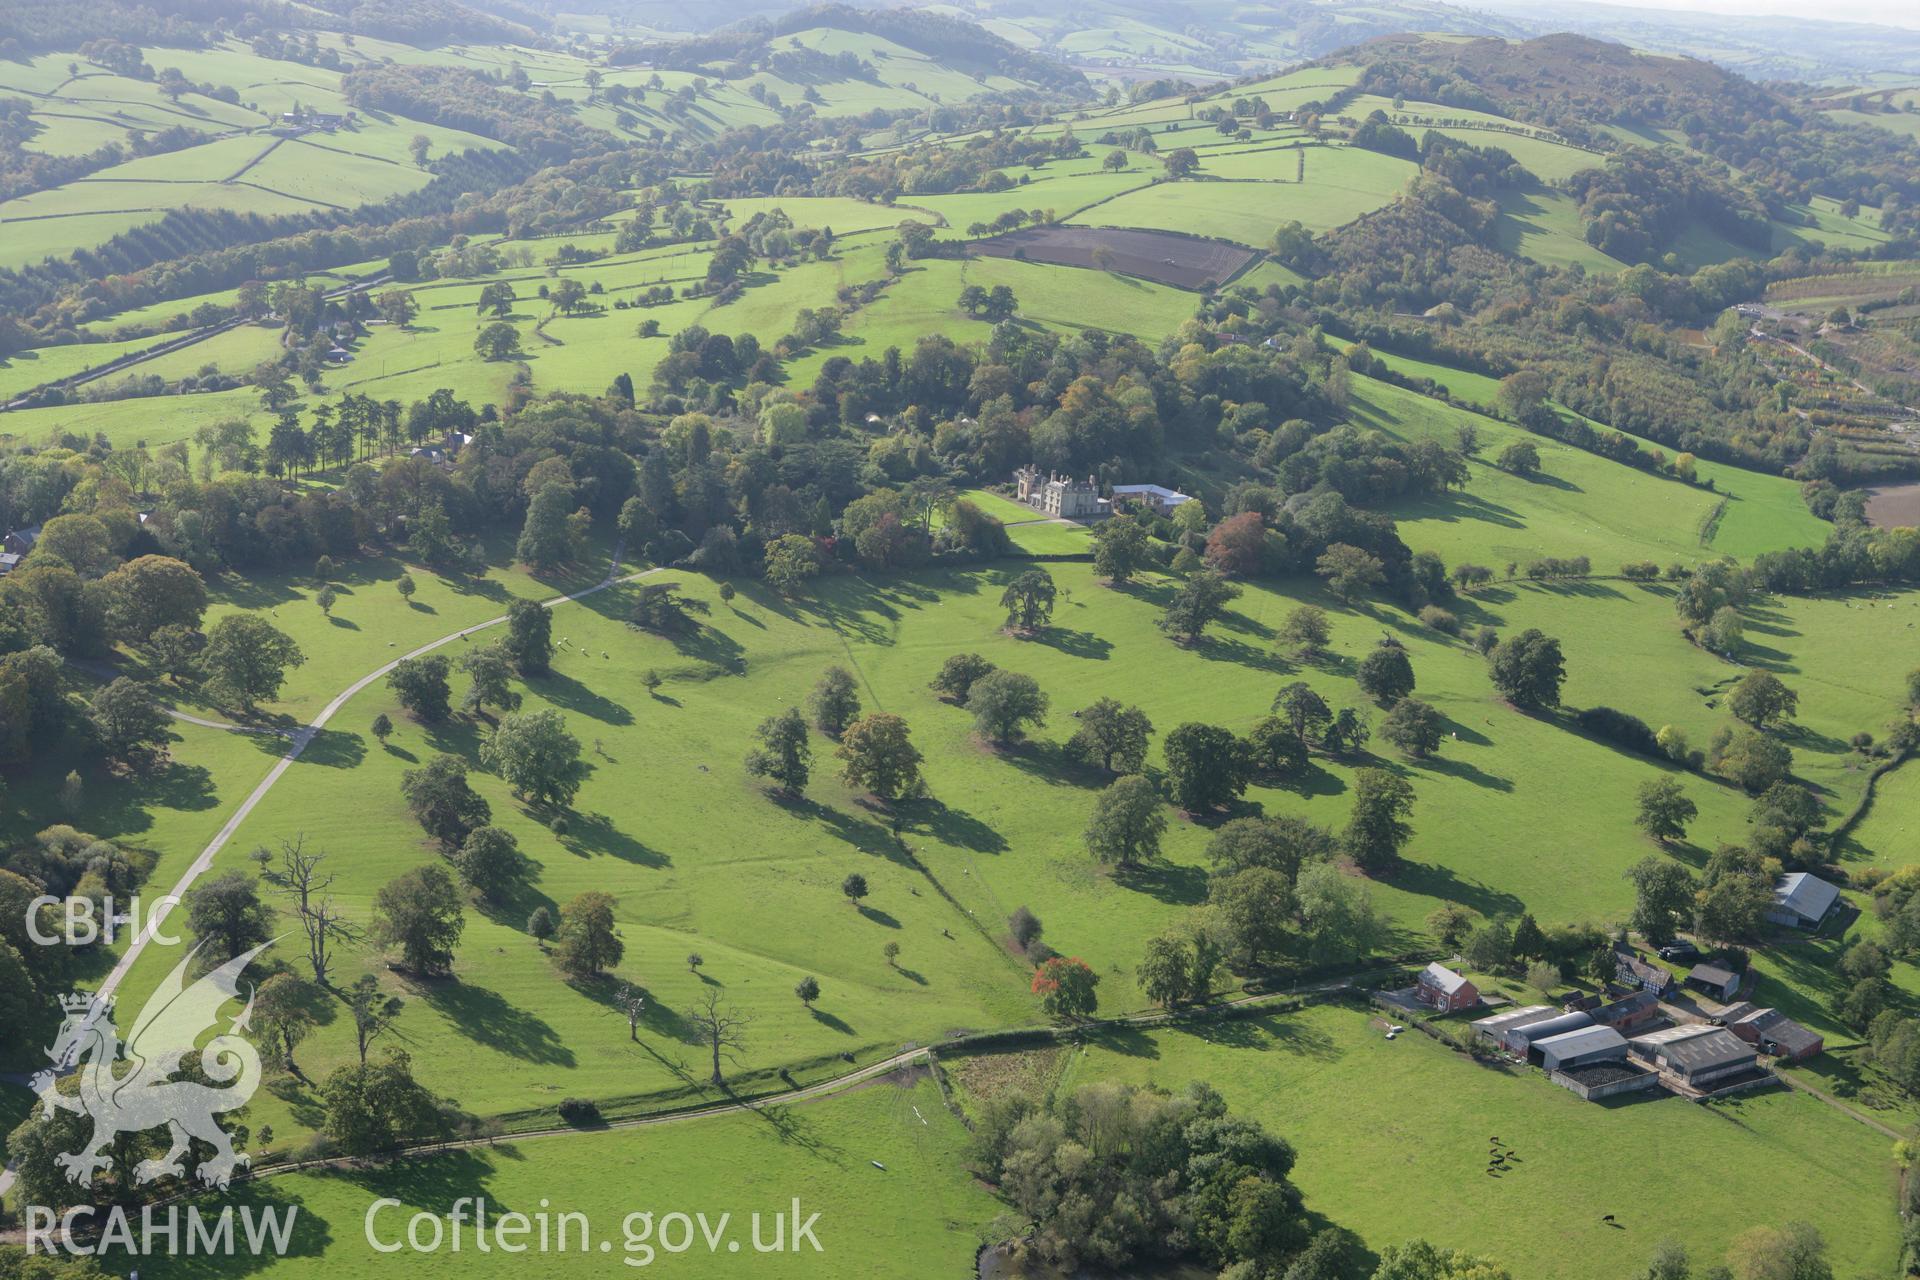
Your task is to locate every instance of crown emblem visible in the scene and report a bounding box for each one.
[60,992,104,1016]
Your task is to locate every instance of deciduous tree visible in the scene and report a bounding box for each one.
[745,707,811,796]
[836,712,923,800]
[1084,775,1167,867]
[481,709,583,807]
[1342,768,1415,873]
[372,864,465,976]
[968,669,1048,744]
[1163,722,1251,813]
[555,891,624,979]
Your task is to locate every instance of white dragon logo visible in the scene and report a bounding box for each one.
[29,941,269,1189]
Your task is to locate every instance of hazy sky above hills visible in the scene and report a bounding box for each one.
[1579,0,1920,28]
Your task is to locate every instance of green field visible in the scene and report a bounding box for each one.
[137,1076,994,1280]
[1844,760,1920,869]
[1071,146,1416,244]
[1358,352,1829,559]
[1493,189,1625,273]
[92,547,1915,1148]
[1016,1003,1901,1279]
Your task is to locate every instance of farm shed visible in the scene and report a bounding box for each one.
[1470,1004,1556,1045]
[1633,1026,1759,1087]
[1535,1025,1629,1072]
[1685,963,1741,1002]
[1658,1029,1760,1087]
[1729,1008,1823,1061]
[1503,1010,1592,1055]
[1628,1024,1712,1060]
[1416,963,1479,1013]
[1767,873,1840,929]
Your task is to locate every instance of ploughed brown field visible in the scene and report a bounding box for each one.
[968,225,1256,289]
[1867,481,1920,528]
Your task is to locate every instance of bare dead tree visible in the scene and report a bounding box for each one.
[687,988,750,1086]
[346,973,404,1069]
[263,835,361,986]
[614,983,646,1041]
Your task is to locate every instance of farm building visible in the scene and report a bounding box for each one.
[1415,963,1479,1013]
[1767,872,1840,930]
[1534,1025,1629,1073]
[1627,1025,1712,1061]
[1653,1028,1761,1088]
[1685,963,1742,1002]
[0,551,19,577]
[1110,483,1195,517]
[1589,990,1661,1033]
[1729,1008,1823,1061]
[1503,1010,1592,1055]
[1614,951,1674,996]
[1469,1004,1557,1046]
[1630,1026,1761,1088]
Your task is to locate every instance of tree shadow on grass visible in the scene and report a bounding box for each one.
[1438,714,1492,748]
[1084,1022,1159,1060]
[164,1180,333,1271]
[559,810,671,868]
[263,1074,328,1132]
[319,1148,526,1225]
[1284,762,1349,800]
[127,759,220,819]
[807,1006,857,1036]
[897,797,1009,855]
[1001,739,1111,790]
[1262,1014,1341,1060]
[1411,753,1513,793]
[422,982,575,1067]
[1186,1012,1270,1050]
[778,794,899,860]
[292,727,366,770]
[855,904,902,929]
[1734,639,1798,674]
[534,669,634,725]
[753,1101,845,1159]
[1031,626,1112,661]
[1519,578,1625,601]
[1388,859,1523,919]
[1192,632,1289,674]
[1114,859,1208,905]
